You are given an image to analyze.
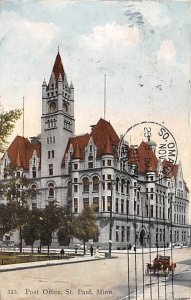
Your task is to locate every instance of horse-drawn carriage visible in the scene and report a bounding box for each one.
[145,255,176,276]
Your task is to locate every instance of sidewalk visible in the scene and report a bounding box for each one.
[0,253,106,273]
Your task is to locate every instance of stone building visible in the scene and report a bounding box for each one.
[0,52,190,249]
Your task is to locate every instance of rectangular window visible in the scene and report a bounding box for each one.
[74,178,78,183]
[116,198,119,213]
[47,138,49,144]
[74,163,78,170]
[107,196,111,211]
[93,197,99,212]
[151,205,153,218]
[121,226,125,242]
[74,185,78,192]
[88,155,93,161]
[116,226,119,242]
[102,160,105,166]
[53,136,55,143]
[102,182,105,190]
[32,166,36,178]
[74,198,78,213]
[102,196,105,212]
[88,162,93,169]
[52,150,54,158]
[48,151,51,159]
[107,174,111,180]
[83,198,89,208]
[137,204,139,216]
[121,200,124,214]
[126,200,129,215]
[150,194,153,200]
[107,160,111,166]
[32,203,37,209]
[127,227,130,242]
[49,164,53,176]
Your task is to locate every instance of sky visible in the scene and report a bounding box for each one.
[0,0,191,217]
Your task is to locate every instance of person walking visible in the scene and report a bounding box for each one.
[90,245,93,256]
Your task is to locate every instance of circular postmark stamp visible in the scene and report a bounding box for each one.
[119,121,178,183]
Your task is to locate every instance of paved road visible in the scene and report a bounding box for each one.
[0,248,190,300]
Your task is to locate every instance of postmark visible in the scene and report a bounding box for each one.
[119,121,178,183]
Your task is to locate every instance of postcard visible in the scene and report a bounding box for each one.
[0,1,190,300]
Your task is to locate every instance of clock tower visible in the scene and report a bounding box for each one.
[41,51,75,178]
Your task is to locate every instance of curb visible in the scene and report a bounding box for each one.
[0,256,107,273]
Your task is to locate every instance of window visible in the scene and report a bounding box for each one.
[116,198,119,213]
[88,155,93,161]
[47,138,49,144]
[137,204,139,216]
[102,160,105,167]
[88,162,93,169]
[53,136,55,143]
[102,182,105,190]
[74,198,78,213]
[127,227,130,242]
[126,200,129,215]
[107,159,111,166]
[151,205,153,218]
[31,184,37,198]
[74,178,78,183]
[83,178,89,192]
[83,198,89,208]
[48,182,54,197]
[48,150,54,159]
[121,179,125,194]
[32,203,37,209]
[107,196,111,211]
[49,164,53,176]
[67,181,72,197]
[89,145,93,153]
[93,176,99,192]
[93,197,99,212]
[102,196,105,212]
[107,174,111,180]
[121,200,124,213]
[121,226,125,242]
[74,185,78,192]
[116,226,119,242]
[116,177,119,192]
[32,166,36,178]
[17,171,20,178]
[127,181,130,194]
[74,163,78,170]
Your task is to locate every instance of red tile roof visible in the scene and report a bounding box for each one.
[62,118,119,164]
[90,119,119,158]
[4,136,41,170]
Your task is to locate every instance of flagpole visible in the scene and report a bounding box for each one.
[104,74,106,120]
[23,97,24,137]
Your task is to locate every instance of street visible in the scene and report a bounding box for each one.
[0,247,190,300]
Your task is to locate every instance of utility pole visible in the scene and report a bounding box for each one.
[109,181,113,258]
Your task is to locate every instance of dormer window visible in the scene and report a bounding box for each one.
[89,145,93,153]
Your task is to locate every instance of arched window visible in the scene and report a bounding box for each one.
[93,176,99,192]
[67,181,72,197]
[116,177,119,192]
[127,180,130,194]
[83,177,89,192]
[31,184,37,199]
[121,178,125,194]
[48,182,55,198]
[137,186,140,200]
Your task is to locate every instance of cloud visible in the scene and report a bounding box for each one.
[80,22,142,51]
[156,40,176,63]
[0,11,60,59]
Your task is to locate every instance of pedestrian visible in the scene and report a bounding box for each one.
[90,245,93,256]
[60,248,64,258]
[37,247,40,254]
[95,246,100,258]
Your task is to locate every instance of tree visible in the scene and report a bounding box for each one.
[39,200,61,255]
[0,203,15,240]
[57,205,75,246]
[0,109,22,153]
[23,208,41,253]
[74,206,100,254]
[2,169,31,253]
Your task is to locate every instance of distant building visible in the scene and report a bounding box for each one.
[0,52,190,249]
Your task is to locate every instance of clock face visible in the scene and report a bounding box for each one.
[63,103,68,112]
[50,102,56,112]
